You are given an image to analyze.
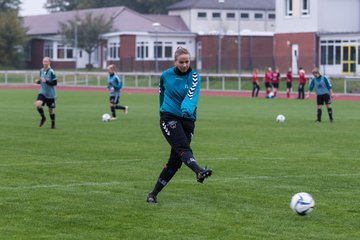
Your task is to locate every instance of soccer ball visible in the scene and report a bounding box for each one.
[102,113,111,122]
[290,192,315,216]
[268,92,274,98]
[276,114,285,122]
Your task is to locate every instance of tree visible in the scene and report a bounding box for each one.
[45,0,182,14]
[0,0,28,68]
[59,13,113,69]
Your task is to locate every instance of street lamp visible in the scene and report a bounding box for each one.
[152,22,161,73]
[74,20,81,72]
[217,0,224,73]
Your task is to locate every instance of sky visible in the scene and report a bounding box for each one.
[20,0,48,16]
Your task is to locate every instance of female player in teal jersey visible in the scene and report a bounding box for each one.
[306,67,334,122]
[106,64,128,120]
[146,47,212,204]
[34,57,57,129]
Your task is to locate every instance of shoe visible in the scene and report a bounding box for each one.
[110,117,117,120]
[51,122,55,129]
[196,168,212,183]
[146,192,158,204]
[39,117,46,127]
[330,119,333,123]
[124,106,128,115]
[315,120,321,123]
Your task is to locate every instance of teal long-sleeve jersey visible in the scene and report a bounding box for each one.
[309,75,332,95]
[107,73,123,97]
[159,67,201,121]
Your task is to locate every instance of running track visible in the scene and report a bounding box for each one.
[1,84,360,101]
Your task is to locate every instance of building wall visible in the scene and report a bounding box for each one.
[27,39,44,69]
[274,32,318,73]
[197,35,274,72]
[170,8,275,35]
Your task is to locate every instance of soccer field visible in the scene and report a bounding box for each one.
[0,89,359,240]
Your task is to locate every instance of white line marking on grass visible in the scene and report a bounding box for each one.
[0,173,359,191]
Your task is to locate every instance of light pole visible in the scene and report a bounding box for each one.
[217,0,224,73]
[74,20,81,72]
[152,22,161,73]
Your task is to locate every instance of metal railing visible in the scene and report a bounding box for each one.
[0,70,359,94]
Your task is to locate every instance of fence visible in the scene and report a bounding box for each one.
[0,70,360,94]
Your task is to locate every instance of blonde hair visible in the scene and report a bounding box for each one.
[174,46,190,61]
[107,64,116,72]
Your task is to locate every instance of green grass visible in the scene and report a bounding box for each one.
[0,89,359,240]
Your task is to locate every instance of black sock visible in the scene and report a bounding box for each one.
[111,106,116,117]
[37,108,45,118]
[327,108,333,120]
[180,151,202,174]
[50,113,55,127]
[115,105,125,110]
[151,165,177,196]
[317,109,322,121]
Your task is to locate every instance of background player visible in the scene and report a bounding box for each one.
[264,67,272,98]
[34,57,57,129]
[271,67,280,98]
[286,67,292,98]
[107,64,128,120]
[298,67,307,99]
[146,47,212,204]
[306,67,334,122]
[252,68,260,97]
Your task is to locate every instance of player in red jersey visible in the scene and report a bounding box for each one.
[264,67,272,98]
[298,67,307,99]
[286,67,292,98]
[252,68,260,97]
[271,67,280,98]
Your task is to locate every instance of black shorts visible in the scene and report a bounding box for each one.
[272,83,279,88]
[286,82,292,88]
[37,94,56,108]
[317,94,331,105]
[265,82,271,88]
[110,96,119,104]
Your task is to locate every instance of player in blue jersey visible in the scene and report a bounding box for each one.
[34,57,57,129]
[146,47,212,204]
[306,67,334,122]
[107,64,128,120]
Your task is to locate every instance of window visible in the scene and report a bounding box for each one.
[44,42,53,59]
[285,0,293,16]
[226,12,235,19]
[320,46,326,65]
[136,41,149,59]
[108,42,120,60]
[268,13,276,19]
[212,12,221,19]
[56,44,73,60]
[254,13,263,19]
[164,42,172,58]
[154,41,163,59]
[197,12,206,18]
[302,0,310,15]
[327,46,334,65]
[240,13,249,19]
[335,46,341,64]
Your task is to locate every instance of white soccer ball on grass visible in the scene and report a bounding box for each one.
[276,114,286,123]
[290,192,315,216]
[102,113,111,122]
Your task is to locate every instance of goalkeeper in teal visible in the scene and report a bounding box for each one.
[306,67,334,122]
[107,64,128,120]
[146,47,212,204]
[34,57,57,129]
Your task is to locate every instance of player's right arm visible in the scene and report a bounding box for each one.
[159,74,165,108]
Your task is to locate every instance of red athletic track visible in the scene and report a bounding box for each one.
[1,84,360,101]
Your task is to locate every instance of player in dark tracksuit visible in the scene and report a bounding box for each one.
[146,47,212,204]
[34,57,57,129]
[107,64,128,120]
[306,67,334,122]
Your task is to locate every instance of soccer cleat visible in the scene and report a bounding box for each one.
[196,168,213,183]
[315,120,321,123]
[39,117,46,127]
[146,192,158,204]
[124,106,129,115]
[110,117,117,120]
[51,122,55,129]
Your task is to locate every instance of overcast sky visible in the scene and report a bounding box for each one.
[20,0,48,16]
